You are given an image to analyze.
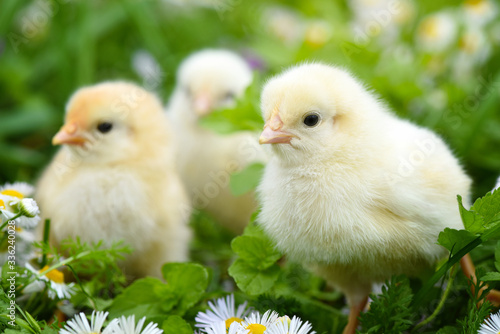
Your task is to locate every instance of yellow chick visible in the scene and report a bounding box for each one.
[167,49,263,233]
[36,82,191,279]
[257,63,476,333]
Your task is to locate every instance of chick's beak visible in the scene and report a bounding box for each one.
[52,122,88,146]
[193,92,212,116]
[259,113,294,145]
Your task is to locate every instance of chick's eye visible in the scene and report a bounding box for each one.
[303,113,320,127]
[97,122,113,133]
[224,92,235,100]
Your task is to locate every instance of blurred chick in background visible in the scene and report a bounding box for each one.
[257,63,496,333]
[167,49,263,234]
[36,82,191,279]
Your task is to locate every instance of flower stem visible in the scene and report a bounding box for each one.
[38,251,92,277]
[40,219,51,268]
[412,264,457,332]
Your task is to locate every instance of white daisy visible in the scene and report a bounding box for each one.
[1,209,40,229]
[106,315,163,334]
[195,294,250,330]
[495,176,500,191]
[60,311,115,334]
[463,0,497,27]
[416,11,457,53]
[16,198,40,218]
[266,316,315,334]
[240,310,280,334]
[304,20,332,48]
[0,182,35,197]
[262,6,305,46]
[0,190,40,228]
[25,263,76,299]
[479,310,500,334]
[200,320,247,334]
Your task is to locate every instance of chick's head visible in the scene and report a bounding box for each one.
[259,63,379,164]
[53,81,169,164]
[176,49,252,118]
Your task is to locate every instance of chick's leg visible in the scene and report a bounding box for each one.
[343,296,368,334]
[460,254,500,306]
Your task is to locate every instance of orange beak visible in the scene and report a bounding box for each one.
[259,111,295,145]
[193,92,212,116]
[52,122,88,146]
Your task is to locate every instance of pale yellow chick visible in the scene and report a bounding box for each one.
[257,63,473,333]
[36,82,191,279]
[167,49,263,233]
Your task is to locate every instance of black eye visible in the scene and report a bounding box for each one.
[97,122,113,133]
[224,92,235,100]
[303,113,320,127]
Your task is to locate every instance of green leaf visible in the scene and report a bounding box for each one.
[359,275,414,334]
[161,263,209,315]
[231,235,281,270]
[480,272,500,281]
[161,316,192,334]
[108,263,209,321]
[108,277,176,323]
[228,258,280,295]
[230,163,265,196]
[437,228,477,255]
[458,195,485,234]
[495,241,500,272]
[198,77,264,135]
[471,189,500,226]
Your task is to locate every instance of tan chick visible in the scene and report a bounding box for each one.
[257,63,484,333]
[36,82,191,279]
[167,49,263,233]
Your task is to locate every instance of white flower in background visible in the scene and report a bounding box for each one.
[58,300,78,317]
[452,28,491,81]
[493,176,500,191]
[416,11,457,53]
[458,28,491,60]
[425,89,448,111]
[0,183,40,228]
[60,311,116,334]
[25,263,76,299]
[132,50,163,89]
[262,6,305,46]
[348,0,415,45]
[0,182,35,197]
[240,310,280,334]
[107,315,163,334]
[304,20,333,48]
[266,316,315,334]
[15,1,52,41]
[463,0,497,27]
[196,294,250,330]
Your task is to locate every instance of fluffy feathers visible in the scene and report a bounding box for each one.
[167,49,263,233]
[257,63,470,331]
[36,82,191,279]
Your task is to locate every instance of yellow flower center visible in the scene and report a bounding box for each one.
[40,265,65,284]
[465,0,482,6]
[1,190,24,199]
[225,317,243,329]
[420,18,439,39]
[0,199,5,208]
[246,324,267,334]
